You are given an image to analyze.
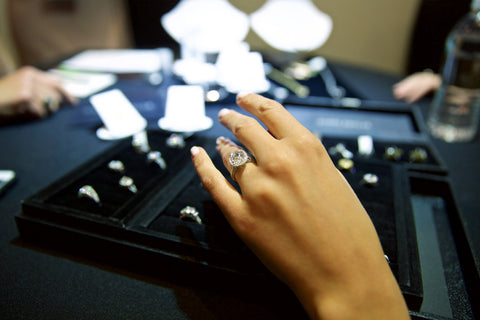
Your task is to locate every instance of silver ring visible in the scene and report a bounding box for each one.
[108,160,125,173]
[328,143,353,159]
[179,206,202,224]
[119,176,138,193]
[132,131,151,153]
[361,173,379,187]
[229,149,255,182]
[147,151,167,170]
[336,158,354,172]
[166,134,186,149]
[43,96,54,112]
[78,185,100,204]
[384,146,403,161]
[408,147,428,163]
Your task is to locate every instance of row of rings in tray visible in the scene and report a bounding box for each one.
[77,183,202,225]
[327,135,429,163]
[77,150,167,205]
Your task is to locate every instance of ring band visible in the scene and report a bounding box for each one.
[119,176,138,193]
[147,151,167,170]
[179,206,202,224]
[229,149,255,182]
[78,185,101,204]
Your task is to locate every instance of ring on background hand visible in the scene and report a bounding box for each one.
[78,185,101,204]
[43,96,54,112]
[179,206,202,224]
[229,149,255,182]
[119,176,138,193]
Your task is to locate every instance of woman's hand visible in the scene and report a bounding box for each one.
[190,93,410,320]
[0,66,76,122]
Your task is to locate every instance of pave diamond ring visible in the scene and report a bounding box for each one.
[228,149,255,182]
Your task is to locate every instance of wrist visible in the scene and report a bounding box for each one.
[292,258,410,320]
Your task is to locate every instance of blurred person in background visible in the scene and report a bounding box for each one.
[0,0,132,124]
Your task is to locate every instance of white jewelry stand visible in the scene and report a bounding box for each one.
[250,0,333,52]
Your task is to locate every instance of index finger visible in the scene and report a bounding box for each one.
[236,93,310,139]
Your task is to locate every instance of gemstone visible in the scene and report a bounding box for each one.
[119,176,134,187]
[337,158,354,172]
[408,147,428,163]
[229,149,249,167]
[362,173,379,186]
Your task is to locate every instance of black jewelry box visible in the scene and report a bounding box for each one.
[15,130,424,311]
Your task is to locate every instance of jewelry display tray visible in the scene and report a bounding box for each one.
[15,128,429,309]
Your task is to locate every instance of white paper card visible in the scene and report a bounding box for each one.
[50,69,117,98]
[89,89,147,140]
[61,49,162,74]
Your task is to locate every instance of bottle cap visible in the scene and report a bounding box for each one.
[472,0,480,11]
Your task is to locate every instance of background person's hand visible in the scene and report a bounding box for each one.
[0,66,76,122]
[393,71,441,104]
[190,93,410,320]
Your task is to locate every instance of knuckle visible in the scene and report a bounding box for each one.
[232,117,257,136]
[263,148,296,173]
[232,214,255,235]
[294,133,327,156]
[256,99,280,115]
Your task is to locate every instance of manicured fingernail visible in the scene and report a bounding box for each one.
[237,92,249,99]
[218,108,231,118]
[190,146,199,156]
[216,136,225,145]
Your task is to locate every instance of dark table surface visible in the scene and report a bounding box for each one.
[1,61,479,319]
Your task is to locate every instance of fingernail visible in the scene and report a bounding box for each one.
[190,146,199,156]
[237,92,249,99]
[216,136,225,145]
[218,108,231,118]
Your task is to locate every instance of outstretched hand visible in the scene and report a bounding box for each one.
[190,93,410,320]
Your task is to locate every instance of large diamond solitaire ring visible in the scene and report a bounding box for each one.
[78,185,101,204]
[228,149,255,182]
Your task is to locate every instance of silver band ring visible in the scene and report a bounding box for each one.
[166,133,186,149]
[78,185,101,204]
[147,151,167,170]
[229,149,255,182]
[119,176,138,193]
[108,160,125,173]
[179,206,202,224]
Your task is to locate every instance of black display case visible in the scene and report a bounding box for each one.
[15,100,477,318]
[15,128,423,309]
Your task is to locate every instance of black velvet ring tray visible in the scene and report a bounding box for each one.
[15,130,423,310]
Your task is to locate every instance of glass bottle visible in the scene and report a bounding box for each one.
[427,0,480,142]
